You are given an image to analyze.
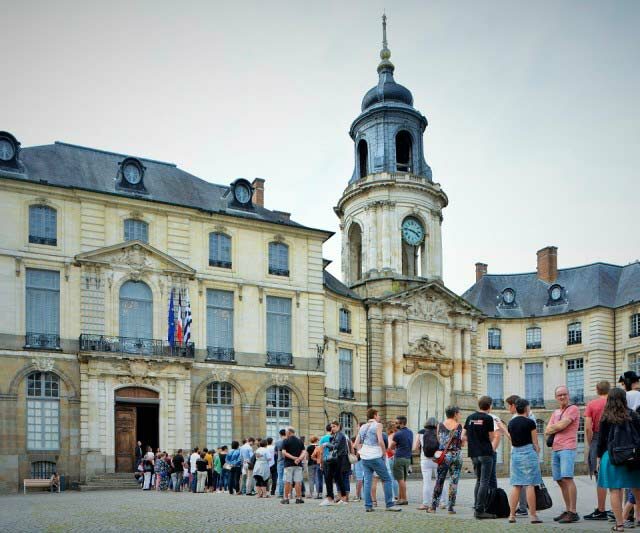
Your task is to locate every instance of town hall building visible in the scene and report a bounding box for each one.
[0,18,638,491]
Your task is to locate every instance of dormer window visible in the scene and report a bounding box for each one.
[548,284,564,305]
[501,288,516,306]
[118,158,146,192]
[230,179,253,208]
[0,131,21,170]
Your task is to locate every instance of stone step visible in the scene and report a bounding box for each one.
[78,484,140,491]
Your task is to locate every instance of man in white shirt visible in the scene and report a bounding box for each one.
[189,447,200,493]
[619,371,640,410]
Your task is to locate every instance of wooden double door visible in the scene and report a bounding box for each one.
[115,387,159,472]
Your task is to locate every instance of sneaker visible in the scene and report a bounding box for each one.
[386,507,401,512]
[584,509,609,521]
[515,509,529,517]
[475,512,497,519]
[397,500,408,506]
[448,507,456,515]
[558,512,580,524]
[365,508,374,512]
[336,500,346,505]
[554,511,569,522]
[624,519,636,529]
[280,498,289,504]
[315,495,323,500]
[319,499,333,506]
[295,498,304,504]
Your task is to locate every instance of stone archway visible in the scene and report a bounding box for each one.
[407,373,445,432]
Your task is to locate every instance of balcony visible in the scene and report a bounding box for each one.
[526,342,542,350]
[79,334,194,358]
[339,327,352,334]
[268,267,289,277]
[266,351,293,367]
[29,235,57,246]
[339,388,355,400]
[209,259,232,269]
[206,347,235,363]
[492,398,505,409]
[25,332,60,350]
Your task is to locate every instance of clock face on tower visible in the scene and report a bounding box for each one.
[401,217,424,246]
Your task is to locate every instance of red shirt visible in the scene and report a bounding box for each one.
[585,396,607,433]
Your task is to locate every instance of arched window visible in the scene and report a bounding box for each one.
[348,223,362,282]
[536,419,545,461]
[27,371,60,450]
[266,386,291,439]
[357,139,368,179]
[124,219,148,243]
[209,233,232,268]
[119,281,153,349]
[268,242,289,276]
[339,412,356,438]
[29,205,57,246]
[395,131,413,172]
[206,382,233,448]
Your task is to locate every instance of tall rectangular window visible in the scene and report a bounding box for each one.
[566,358,584,404]
[124,219,148,243]
[266,296,292,364]
[567,322,582,345]
[488,328,501,350]
[339,308,351,333]
[209,233,232,268]
[206,290,234,360]
[26,269,60,349]
[339,348,353,398]
[525,362,544,407]
[27,372,60,451]
[487,363,504,407]
[526,327,542,349]
[268,242,289,276]
[631,314,640,338]
[630,353,640,376]
[28,205,57,246]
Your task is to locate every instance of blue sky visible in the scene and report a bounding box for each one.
[3,0,639,294]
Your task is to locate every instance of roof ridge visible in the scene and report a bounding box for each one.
[482,261,624,278]
[53,141,178,168]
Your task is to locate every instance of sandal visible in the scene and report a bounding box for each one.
[508,517,516,523]
[530,518,543,524]
[417,504,428,510]
[612,526,625,532]
[426,507,436,513]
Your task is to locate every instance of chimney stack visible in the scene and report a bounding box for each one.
[537,246,558,283]
[252,178,265,207]
[475,262,488,282]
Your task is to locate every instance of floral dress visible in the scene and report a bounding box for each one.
[158,458,170,490]
[431,422,463,510]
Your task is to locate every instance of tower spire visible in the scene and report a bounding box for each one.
[378,13,394,73]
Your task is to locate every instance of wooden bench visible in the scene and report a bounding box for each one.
[23,478,59,494]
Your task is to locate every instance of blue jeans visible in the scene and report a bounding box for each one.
[309,464,322,496]
[362,457,395,510]
[276,460,285,497]
[387,457,399,499]
[489,451,497,490]
[220,469,230,490]
[472,455,493,514]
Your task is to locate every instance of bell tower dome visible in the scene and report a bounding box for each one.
[335,15,448,296]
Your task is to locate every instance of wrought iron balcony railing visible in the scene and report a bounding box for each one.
[339,388,355,400]
[492,398,505,409]
[268,267,289,277]
[526,342,542,350]
[209,259,232,269]
[206,347,235,362]
[529,398,545,408]
[266,351,293,367]
[79,334,194,358]
[25,332,60,350]
[29,235,57,246]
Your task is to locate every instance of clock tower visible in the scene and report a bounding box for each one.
[334,15,448,297]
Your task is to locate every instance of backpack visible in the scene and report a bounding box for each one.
[422,428,439,458]
[487,487,510,518]
[608,412,640,468]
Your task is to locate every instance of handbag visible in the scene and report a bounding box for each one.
[433,424,458,466]
[534,482,553,511]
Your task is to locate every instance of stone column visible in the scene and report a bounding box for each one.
[383,318,394,387]
[393,320,404,386]
[368,204,378,274]
[463,329,472,392]
[381,203,391,269]
[175,379,185,450]
[452,328,462,391]
[88,377,99,449]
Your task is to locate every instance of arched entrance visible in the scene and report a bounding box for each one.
[408,373,446,432]
[114,387,159,472]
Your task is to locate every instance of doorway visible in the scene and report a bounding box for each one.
[114,387,159,472]
[407,373,445,433]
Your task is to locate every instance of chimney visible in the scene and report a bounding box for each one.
[475,262,488,282]
[252,178,265,207]
[537,246,558,283]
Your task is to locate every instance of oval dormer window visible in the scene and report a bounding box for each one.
[549,284,563,302]
[502,288,516,305]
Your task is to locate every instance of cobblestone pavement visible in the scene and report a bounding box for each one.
[0,476,613,532]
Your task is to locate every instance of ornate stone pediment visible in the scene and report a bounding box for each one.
[404,334,452,377]
[75,241,195,279]
[408,335,445,358]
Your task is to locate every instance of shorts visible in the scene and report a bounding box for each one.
[253,475,268,487]
[552,449,576,481]
[393,457,411,481]
[354,461,364,481]
[284,466,303,484]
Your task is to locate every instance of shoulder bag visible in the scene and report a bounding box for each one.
[433,423,457,466]
[546,406,570,448]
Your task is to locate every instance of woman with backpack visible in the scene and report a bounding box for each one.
[428,405,465,514]
[414,417,439,510]
[597,387,640,532]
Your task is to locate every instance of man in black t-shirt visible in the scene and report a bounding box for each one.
[463,395,496,519]
[281,427,306,504]
[172,449,184,492]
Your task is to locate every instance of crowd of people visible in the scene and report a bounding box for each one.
[131,370,640,531]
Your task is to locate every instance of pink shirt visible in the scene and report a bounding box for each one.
[548,404,580,451]
[584,397,606,433]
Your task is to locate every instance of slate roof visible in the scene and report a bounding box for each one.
[463,261,640,318]
[2,141,331,235]
[323,270,362,300]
